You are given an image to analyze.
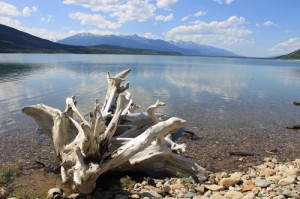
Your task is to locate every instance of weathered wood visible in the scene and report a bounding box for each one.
[22,68,206,196]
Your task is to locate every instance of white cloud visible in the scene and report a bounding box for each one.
[165,16,253,47]
[156,0,178,9]
[140,32,160,40]
[0,14,114,41]
[64,0,156,26]
[22,6,38,17]
[213,0,234,4]
[155,13,174,22]
[268,38,300,55]
[263,21,274,26]
[69,12,120,29]
[41,15,52,23]
[256,20,275,27]
[181,15,190,22]
[0,2,20,16]
[194,11,207,17]
[0,16,21,27]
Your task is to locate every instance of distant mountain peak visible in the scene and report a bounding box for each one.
[57,33,239,57]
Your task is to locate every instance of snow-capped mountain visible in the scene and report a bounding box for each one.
[57,33,239,57]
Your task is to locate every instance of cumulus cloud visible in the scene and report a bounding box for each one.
[69,12,120,29]
[64,0,156,26]
[156,0,178,9]
[141,32,160,39]
[213,0,234,4]
[0,2,20,16]
[155,13,174,22]
[165,16,253,47]
[22,6,38,17]
[268,38,300,55]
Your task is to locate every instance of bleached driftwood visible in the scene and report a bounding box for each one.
[22,68,206,196]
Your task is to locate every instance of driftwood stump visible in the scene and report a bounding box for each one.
[22,68,206,196]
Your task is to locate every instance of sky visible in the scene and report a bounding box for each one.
[1,0,300,57]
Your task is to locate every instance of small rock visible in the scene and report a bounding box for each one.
[203,190,212,197]
[263,157,273,162]
[192,196,202,199]
[254,178,272,188]
[177,191,184,198]
[210,193,226,199]
[230,172,243,180]
[243,192,255,199]
[161,185,171,193]
[219,177,240,188]
[156,182,163,187]
[184,192,195,198]
[266,175,281,182]
[278,176,295,186]
[273,195,285,199]
[224,190,243,199]
[0,187,8,199]
[194,185,205,194]
[204,184,224,191]
[280,187,299,197]
[144,190,162,199]
[241,180,256,192]
[255,164,267,170]
[293,159,300,167]
[286,168,300,176]
[259,168,275,177]
[171,183,185,190]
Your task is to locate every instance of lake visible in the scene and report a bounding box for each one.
[1,54,300,135]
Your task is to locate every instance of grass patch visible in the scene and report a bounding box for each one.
[0,164,20,185]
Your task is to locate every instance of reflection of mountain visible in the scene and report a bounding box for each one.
[164,65,248,100]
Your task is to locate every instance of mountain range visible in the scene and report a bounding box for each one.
[1,24,300,59]
[57,33,239,57]
[277,49,300,60]
[0,24,179,55]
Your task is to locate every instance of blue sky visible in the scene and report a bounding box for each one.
[1,0,300,57]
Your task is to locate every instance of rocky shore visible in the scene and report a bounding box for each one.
[75,157,300,199]
[0,126,299,198]
[1,158,299,199]
[0,145,299,199]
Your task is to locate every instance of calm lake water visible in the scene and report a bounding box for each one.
[1,54,300,135]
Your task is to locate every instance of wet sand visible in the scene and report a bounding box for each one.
[0,124,299,197]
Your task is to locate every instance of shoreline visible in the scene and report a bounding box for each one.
[0,124,299,198]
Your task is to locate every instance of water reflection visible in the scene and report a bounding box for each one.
[0,54,300,134]
[164,64,248,101]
